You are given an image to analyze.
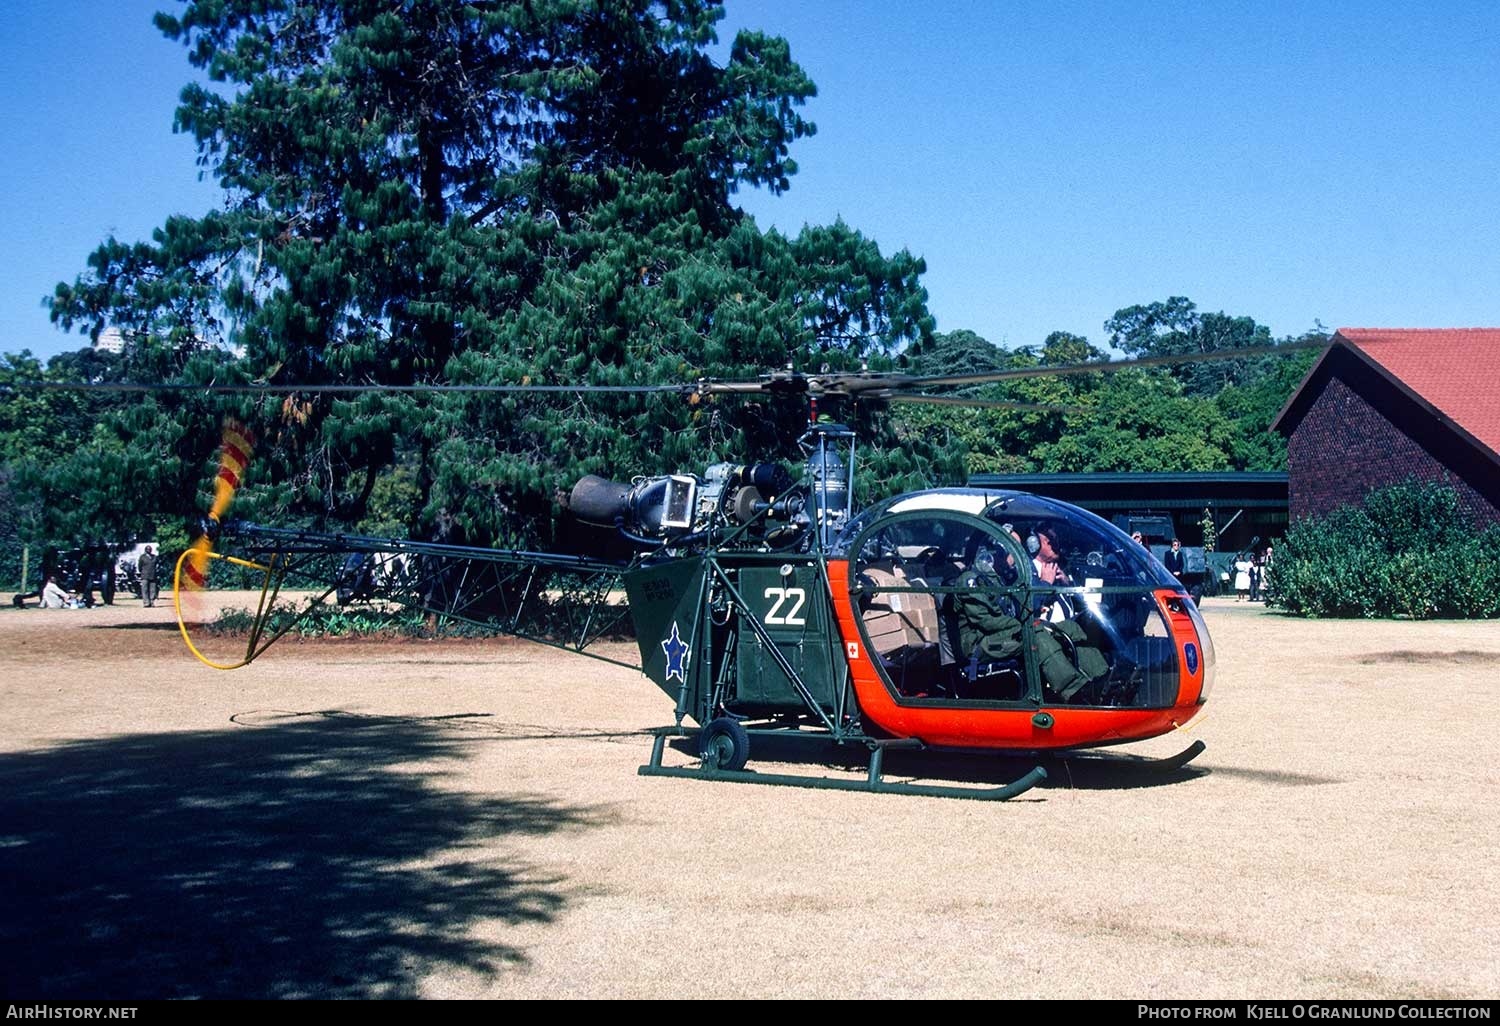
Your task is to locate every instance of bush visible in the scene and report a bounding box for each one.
[209,602,505,639]
[1267,480,1500,619]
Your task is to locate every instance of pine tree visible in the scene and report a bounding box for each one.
[47,2,952,545]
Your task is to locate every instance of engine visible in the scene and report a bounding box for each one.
[566,462,804,551]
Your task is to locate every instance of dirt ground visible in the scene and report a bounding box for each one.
[1,594,1497,999]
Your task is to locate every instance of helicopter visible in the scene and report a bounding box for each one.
[145,342,1321,801]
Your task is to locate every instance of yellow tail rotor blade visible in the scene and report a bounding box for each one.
[209,419,255,522]
[176,417,260,667]
[183,535,213,591]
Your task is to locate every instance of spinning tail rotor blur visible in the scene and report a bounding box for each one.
[183,419,255,588]
[175,419,285,669]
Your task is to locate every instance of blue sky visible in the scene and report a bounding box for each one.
[4,1,1498,361]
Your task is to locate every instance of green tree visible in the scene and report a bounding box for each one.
[1034,371,1235,472]
[1,352,79,467]
[1213,327,1325,469]
[891,327,1237,477]
[1105,297,1275,398]
[46,2,953,546]
[1,347,219,586]
[900,328,1009,377]
[893,330,1053,475]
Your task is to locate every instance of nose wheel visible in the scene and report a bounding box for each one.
[699,717,751,771]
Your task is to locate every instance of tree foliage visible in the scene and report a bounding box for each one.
[1267,480,1500,619]
[1105,296,1279,398]
[39,1,954,548]
[9,4,1329,563]
[890,320,1315,476]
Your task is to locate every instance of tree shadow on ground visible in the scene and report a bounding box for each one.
[0,714,604,999]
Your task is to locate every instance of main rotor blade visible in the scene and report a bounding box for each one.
[882,393,1087,414]
[690,337,1327,398]
[904,338,1327,389]
[3,337,1326,397]
[0,381,695,395]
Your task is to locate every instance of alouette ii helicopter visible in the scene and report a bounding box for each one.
[145,343,1320,800]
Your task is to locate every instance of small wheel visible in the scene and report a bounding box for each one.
[699,717,750,772]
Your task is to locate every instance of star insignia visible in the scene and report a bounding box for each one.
[661,622,690,683]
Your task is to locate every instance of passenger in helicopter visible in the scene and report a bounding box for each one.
[954,547,1024,664]
[955,541,1111,703]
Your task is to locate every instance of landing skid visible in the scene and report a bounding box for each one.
[1059,738,1207,772]
[637,729,1048,801]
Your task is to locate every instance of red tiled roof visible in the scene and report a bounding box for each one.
[1334,328,1500,454]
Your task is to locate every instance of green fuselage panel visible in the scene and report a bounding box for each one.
[625,558,709,704]
[626,555,842,723]
[732,564,837,711]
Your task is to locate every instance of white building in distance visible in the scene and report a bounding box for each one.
[93,326,125,354]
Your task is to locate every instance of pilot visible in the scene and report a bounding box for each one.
[1023,527,1114,700]
[954,545,1108,702]
[1030,524,1070,587]
[992,524,1024,585]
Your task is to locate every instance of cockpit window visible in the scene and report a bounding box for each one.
[979,494,1181,592]
[849,499,1183,709]
[852,513,1027,701]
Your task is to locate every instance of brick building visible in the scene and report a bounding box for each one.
[1271,328,1500,525]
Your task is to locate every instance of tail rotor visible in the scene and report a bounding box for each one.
[181,419,254,589]
[176,419,275,669]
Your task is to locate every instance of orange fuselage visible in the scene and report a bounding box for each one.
[825,560,1206,751]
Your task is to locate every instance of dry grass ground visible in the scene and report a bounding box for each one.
[1,594,1497,999]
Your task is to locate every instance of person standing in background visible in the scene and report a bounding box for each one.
[1162,538,1186,585]
[1234,552,1252,601]
[138,546,159,608]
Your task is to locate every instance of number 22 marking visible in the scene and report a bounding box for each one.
[764,586,807,626]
